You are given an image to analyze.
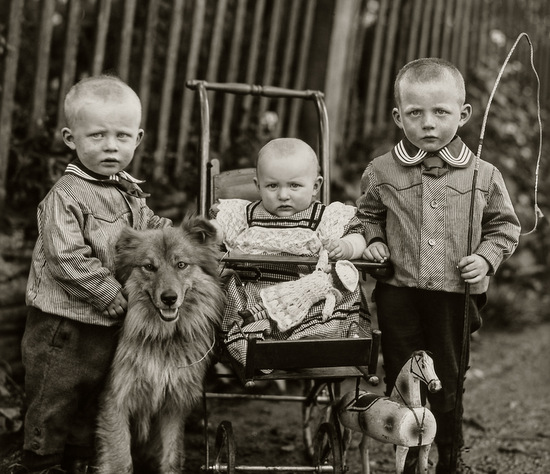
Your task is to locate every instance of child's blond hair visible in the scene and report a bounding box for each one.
[394,58,466,106]
[64,75,141,127]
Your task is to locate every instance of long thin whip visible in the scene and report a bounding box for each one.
[451,32,543,471]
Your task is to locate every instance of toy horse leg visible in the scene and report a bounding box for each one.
[359,435,370,474]
[418,444,431,474]
[395,445,409,474]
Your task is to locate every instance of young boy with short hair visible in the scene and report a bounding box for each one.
[357,58,520,473]
[20,75,171,473]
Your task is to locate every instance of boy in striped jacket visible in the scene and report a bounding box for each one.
[356,58,520,473]
[20,75,171,473]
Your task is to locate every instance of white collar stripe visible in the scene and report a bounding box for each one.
[395,141,427,165]
[394,141,471,167]
[65,164,142,183]
[439,144,471,166]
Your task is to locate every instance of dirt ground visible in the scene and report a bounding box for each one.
[182,321,550,474]
[1,322,549,473]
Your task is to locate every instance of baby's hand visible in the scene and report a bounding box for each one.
[457,254,490,283]
[326,239,353,260]
[363,241,390,263]
[102,290,128,319]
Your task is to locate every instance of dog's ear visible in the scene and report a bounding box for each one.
[181,214,218,244]
[115,227,142,282]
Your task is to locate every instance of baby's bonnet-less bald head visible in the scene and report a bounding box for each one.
[257,138,320,175]
[64,75,142,128]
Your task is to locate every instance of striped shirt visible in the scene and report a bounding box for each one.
[356,138,520,294]
[26,166,172,326]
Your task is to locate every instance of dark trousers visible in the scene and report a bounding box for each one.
[21,308,119,469]
[374,282,484,446]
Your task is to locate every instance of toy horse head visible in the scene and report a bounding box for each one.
[409,350,442,394]
[391,350,442,407]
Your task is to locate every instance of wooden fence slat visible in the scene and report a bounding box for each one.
[477,0,489,65]
[363,0,389,135]
[275,0,301,137]
[342,0,372,146]
[418,0,434,59]
[240,0,267,132]
[132,0,160,176]
[467,0,480,69]
[220,0,247,153]
[406,0,423,62]
[450,0,464,66]
[325,0,362,159]
[29,0,56,136]
[441,0,455,60]
[0,0,24,209]
[376,0,402,130]
[259,0,284,121]
[430,0,445,58]
[55,0,82,134]
[118,0,138,81]
[92,0,113,75]
[175,0,206,176]
[458,0,473,74]
[394,0,411,73]
[206,0,229,117]
[376,0,401,130]
[153,0,186,181]
[288,0,316,138]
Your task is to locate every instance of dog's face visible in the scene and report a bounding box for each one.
[115,216,220,324]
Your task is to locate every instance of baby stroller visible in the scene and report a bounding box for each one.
[187,80,391,473]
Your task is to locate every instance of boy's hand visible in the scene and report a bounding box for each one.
[363,241,390,263]
[326,239,353,260]
[102,290,128,318]
[457,254,490,283]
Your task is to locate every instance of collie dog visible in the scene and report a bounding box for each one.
[96,217,224,473]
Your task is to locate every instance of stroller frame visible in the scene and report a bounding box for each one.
[187,80,390,473]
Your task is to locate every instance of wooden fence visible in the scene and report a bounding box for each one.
[1,0,549,207]
[0,0,549,373]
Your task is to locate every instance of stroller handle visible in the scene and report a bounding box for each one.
[186,80,330,216]
[186,80,324,100]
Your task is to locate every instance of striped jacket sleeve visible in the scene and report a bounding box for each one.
[40,190,121,311]
[355,163,388,245]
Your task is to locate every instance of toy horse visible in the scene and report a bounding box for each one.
[337,350,442,474]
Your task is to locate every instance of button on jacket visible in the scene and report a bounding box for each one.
[26,169,172,326]
[356,139,520,294]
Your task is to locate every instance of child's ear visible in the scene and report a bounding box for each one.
[253,176,260,191]
[313,175,324,194]
[61,128,76,150]
[459,103,473,127]
[135,129,144,148]
[392,108,404,129]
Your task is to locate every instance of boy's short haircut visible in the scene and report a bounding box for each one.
[394,57,466,106]
[256,138,319,172]
[64,74,142,127]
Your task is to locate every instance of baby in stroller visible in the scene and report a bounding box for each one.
[210,138,369,368]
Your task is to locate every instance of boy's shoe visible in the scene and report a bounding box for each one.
[436,446,472,474]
